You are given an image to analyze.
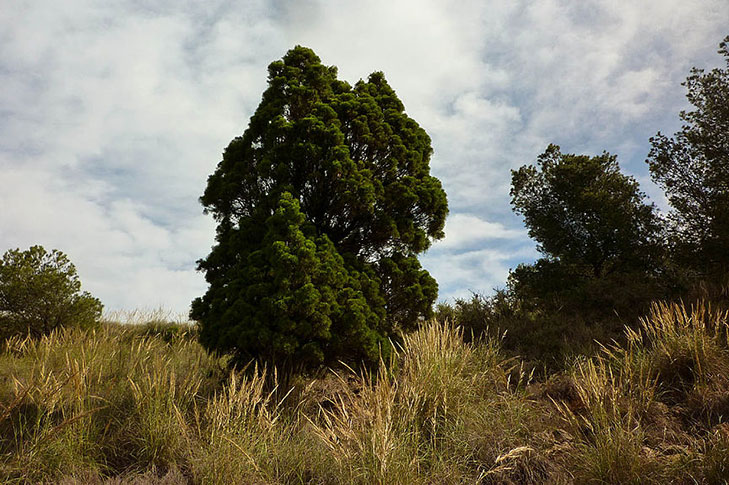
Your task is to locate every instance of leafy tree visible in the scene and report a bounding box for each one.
[647,36,729,274]
[507,146,670,357]
[192,46,448,368]
[511,144,661,278]
[0,246,103,338]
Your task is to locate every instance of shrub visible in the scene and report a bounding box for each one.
[435,291,617,371]
[0,246,102,339]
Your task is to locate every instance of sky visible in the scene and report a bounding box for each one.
[1,0,727,316]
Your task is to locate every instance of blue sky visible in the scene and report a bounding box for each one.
[1,0,726,315]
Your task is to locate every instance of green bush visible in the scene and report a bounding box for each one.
[435,291,591,369]
[0,245,102,339]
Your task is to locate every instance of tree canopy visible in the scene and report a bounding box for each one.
[0,245,102,338]
[191,46,448,368]
[647,36,729,274]
[511,144,661,278]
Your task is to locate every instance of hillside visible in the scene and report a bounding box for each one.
[2,301,728,484]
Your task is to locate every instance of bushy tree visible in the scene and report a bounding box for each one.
[505,146,669,357]
[511,144,661,278]
[0,246,102,338]
[192,46,448,368]
[647,36,729,274]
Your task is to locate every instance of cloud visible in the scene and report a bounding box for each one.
[1,0,726,312]
[436,214,525,250]
[422,245,538,302]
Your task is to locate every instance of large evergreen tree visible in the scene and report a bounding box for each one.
[647,36,729,274]
[192,47,447,368]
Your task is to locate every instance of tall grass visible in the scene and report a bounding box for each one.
[308,322,551,484]
[2,303,729,483]
[554,301,729,483]
[0,323,223,482]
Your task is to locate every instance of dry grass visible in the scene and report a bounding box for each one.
[2,303,729,483]
[307,322,551,484]
[551,301,729,483]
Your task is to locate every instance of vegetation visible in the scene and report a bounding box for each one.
[511,144,661,279]
[192,46,447,369]
[464,144,670,368]
[2,304,729,483]
[0,246,102,339]
[487,36,729,364]
[647,35,729,275]
[3,36,729,484]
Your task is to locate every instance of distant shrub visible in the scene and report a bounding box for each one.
[0,245,102,339]
[434,291,515,341]
[136,321,197,343]
[435,291,605,370]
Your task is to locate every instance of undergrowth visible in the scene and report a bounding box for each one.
[2,302,728,483]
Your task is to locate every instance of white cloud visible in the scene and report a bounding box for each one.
[422,245,538,302]
[0,164,215,312]
[436,214,525,250]
[1,0,726,312]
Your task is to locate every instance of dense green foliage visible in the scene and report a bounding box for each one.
[511,144,661,278]
[194,193,387,368]
[0,245,102,338]
[503,146,669,361]
[648,36,729,274]
[192,46,447,368]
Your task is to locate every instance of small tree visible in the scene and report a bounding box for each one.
[192,46,448,368]
[505,147,668,360]
[647,36,729,274]
[0,246,103,338]
[511,144,661,278]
